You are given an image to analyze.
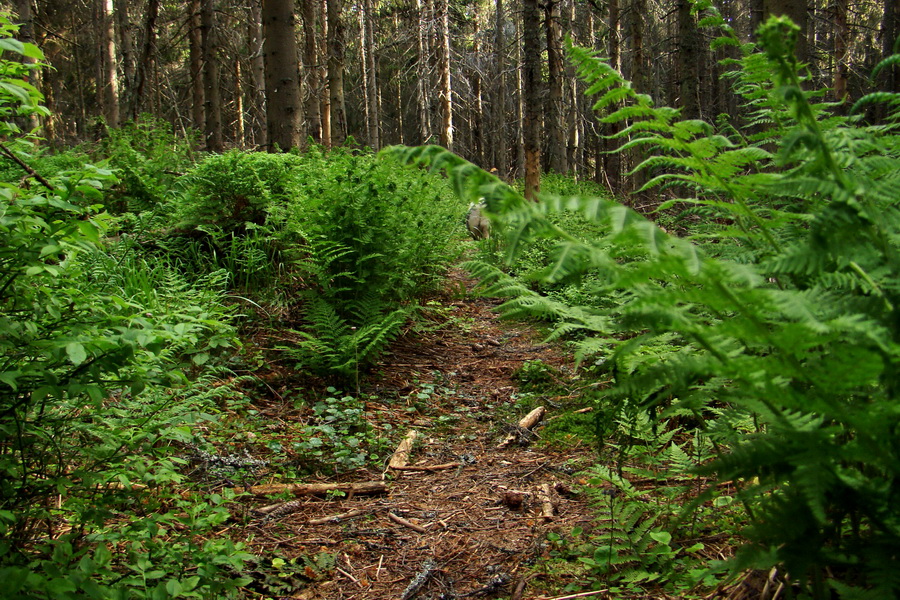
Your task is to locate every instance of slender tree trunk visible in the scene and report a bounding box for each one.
[320,0,331,147]
[523,0,542,201]
[472,2,483,166]
[677,0,699,119]
[189,0,204,131]
[832,0,848,106]
[115,0,134,118]
[604,0,621,189]
[248,0,267,147]
[515,10,525,178]
[416,0,432,144]
[99,0,120,128]
[544,0,566,173]
[131,0,160,121]
[201,0,223,151]
[360,0,380,148]
[493,0,508,177]
[234,58,245,144]
[301,0,321,143]
[263,0,302,151]
[327,0,347,146]
[437,0,453,150]
[878,0,899,124]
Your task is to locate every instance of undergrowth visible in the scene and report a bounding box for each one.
[383,10,900,598]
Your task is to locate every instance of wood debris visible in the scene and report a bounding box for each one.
[498,405,546,448]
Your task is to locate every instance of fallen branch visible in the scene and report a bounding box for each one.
[537,483,555,522]
[238,480,387,498]
[387,430,418,470]
[498,406,546,448]
[308,507,370,525]
[391,461,462,472]
[542,589,609,600]
[401,559,436,600]
[388,511,428,533]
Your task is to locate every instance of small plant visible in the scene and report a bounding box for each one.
[292,391,387,473]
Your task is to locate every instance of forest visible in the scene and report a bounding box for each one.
[2,0,900,599]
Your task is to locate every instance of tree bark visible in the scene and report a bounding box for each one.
[326,0,347,146]
[832,0,848,106]
[493,0,508,177]
[360,0,380,148]
[189,0,204,131]
[248,0,267,147]
[677,0,699,119]
[437,0,453,150]
[319,0,331,147]
[301,0,321,144]
[523,0,542,201]
[763,0,808,62]
[201,0,223,151]
[99,0,120,128]
[131,0,160,121]
[416,0,432,144]
[263,0,302,151]
[544,0,566,173]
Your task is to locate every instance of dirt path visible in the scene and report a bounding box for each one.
[238,267,598,599]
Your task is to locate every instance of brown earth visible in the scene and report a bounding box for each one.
[230,267,602,600]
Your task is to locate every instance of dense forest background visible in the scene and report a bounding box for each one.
[7,0,899,196]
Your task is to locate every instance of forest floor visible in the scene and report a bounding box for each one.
[230,265,607,600]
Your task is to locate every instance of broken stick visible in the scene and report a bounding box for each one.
[498,406,546,448]
[238,480,387,498]
[388,430,418,470]
[388,511,428,533]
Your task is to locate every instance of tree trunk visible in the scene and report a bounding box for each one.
[99,0,120,128]
[832,0,848,105]
[301,0,321,143]
[763,0,808,62]
[523,0,542,201]
[248,0,267,147]
[515,9,525,179]
[677,0,699,119]
[493,0,508,177]
[544,0,566,173]
[472,2,483,166]
[201,0,223,151]
[360,0,380,148]
[189,0,204,131]
[437,0,453,150]
[603,0,621,189]
[131,0,160,121]
[114,0,134,119]
[263,0,302,151]
[234,58,245,144]
[416,0,432,144]
[320,0,331,147]
[326,0,347,146]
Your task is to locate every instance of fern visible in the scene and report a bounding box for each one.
[385,13,900,598]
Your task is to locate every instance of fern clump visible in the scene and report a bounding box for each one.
[279,148,464,379]
[385,14,900,598]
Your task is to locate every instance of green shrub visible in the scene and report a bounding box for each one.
[0,18,250,597]
[279,147,463,379]
[179,150,301,233]
[99,116,198,215]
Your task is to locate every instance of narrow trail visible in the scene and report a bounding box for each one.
[237,266,599,599]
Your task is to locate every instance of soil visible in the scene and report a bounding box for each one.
[231,267,601,600]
